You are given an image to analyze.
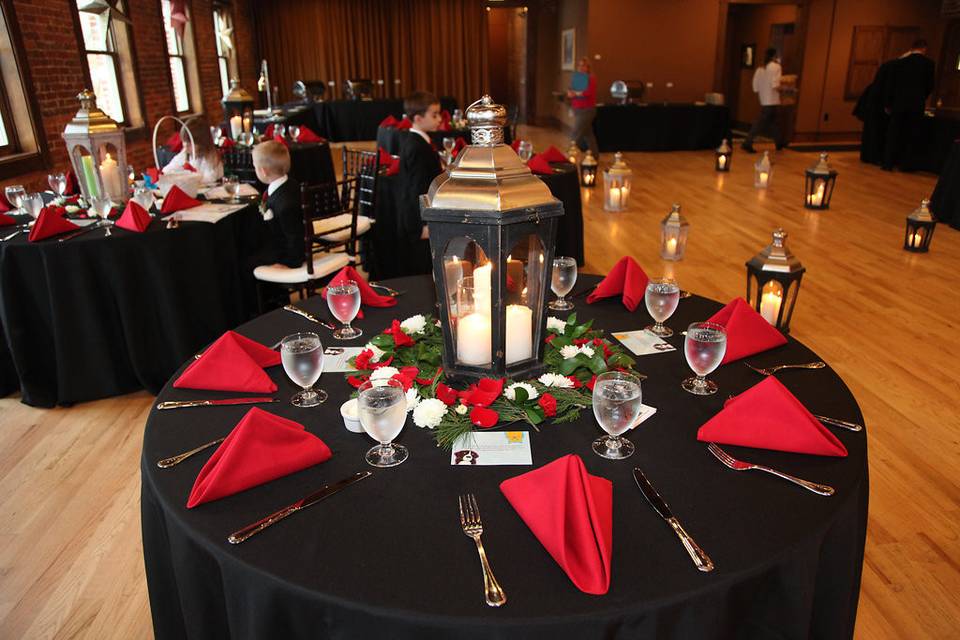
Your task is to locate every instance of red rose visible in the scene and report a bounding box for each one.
[592,338,605,346]
[383,320,415,348]
[354,349,374,371]
[573,338,590,346]
[399,366,419,380]
[538,393,557,417]
[603,343,613,360]
[391,373,413,391]
[566,376,582,388]
[347,375,368,388]
[435,382,459,406]
[544,333,556,344]
[586,375,597,391]
[470,406,499,428]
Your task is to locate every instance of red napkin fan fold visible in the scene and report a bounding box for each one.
[396,118,412,130]
[500,454,613,595]
[380,115,398,128]
[297,126,324,143]
[707,297,787,364]
[697,376,848,456]
[541,145,568,163]
[527,154,554,175]
[586,256,650,311]
[65,170,80,195]
[28,208,80,242]
[322,266,397,314]
[115,201,152,232]
[187,407,332,508]
[174,330,280,393]
[165,132,183,152]
[160,185,202,215]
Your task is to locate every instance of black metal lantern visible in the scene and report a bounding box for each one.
[421,95,563,383]
[715,138,732,172]
[221,79,254,140]
[903,198,936,253]
[580,150,598,187]
[745,228,805,334]
[803,152,838,210]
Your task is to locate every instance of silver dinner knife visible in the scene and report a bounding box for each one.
[812,415,863,432]
[633,468,715,572]
[156,397,277,410]
[283,305,336,330]
[228,471,373,544]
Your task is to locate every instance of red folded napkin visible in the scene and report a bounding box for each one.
[386,158,400,176]
[219,137,236,150]
[697,376,848,456]
[174,330,280,393]
[264,124,275,138]
[501,454,613,594]
[115,201,152,232]
[450,137,468,159]
[0,192,10,212]
[321,266,397,319]
[186,407,333,508]
[707,297,788,364]
[586,256,649,311]
[296,126,324,143]
[527,154,554,175]
[0,212,16,227]
[511,139,522,153]
[182,161,197,172]
[28,207,80,242]
[396,118,412,130]
[380,115,398,128]
[165,132,183,152]
[541,145,567,163]
[160,185,202,215]
[65,170,80,195]
[378,147,394,166]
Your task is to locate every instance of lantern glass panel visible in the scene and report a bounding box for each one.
[603,173,631,211]
[444,238,490,368]
[660,223,688,260]
[95,142,125,201]
[72,146,102,199]
[716,152,730,171]
[754,165,772,188]
[581,166,596,187]
[806,177,828,207]
[502,234,544,365]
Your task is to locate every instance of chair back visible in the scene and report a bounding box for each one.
[222,148,258,184]
[300,179,359,276]
[341,148,380,219]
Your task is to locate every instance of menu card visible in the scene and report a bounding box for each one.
[612,329,676,356]
[450,431,532,466]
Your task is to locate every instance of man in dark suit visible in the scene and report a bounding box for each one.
[396,91,443,276]
[855,57,896,165]
[882,39,936,171]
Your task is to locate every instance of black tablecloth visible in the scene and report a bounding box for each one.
[312,97,458,142]
[593,103,730,152]
[375,126,513,156]
[930,141,960,229]
[0,206,263,406]
[141,274,868,640]
[253,105,321,136]
[913,114,960,174]
[288,143,336,186]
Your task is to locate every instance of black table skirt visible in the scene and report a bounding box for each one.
[593,104,730,152]
[141,274,867,640]
[539,163,585,266]
[288,143,336,186]
[375,126,513,156]
[313,97,458,142]
[930,140,960,229]
[0,207,263,406]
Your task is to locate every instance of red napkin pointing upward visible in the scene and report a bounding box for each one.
[527,154,554,175]
[28,207,80,242]
[540,145,568,163]
[115,201,152,232]
[321,266,397,318]
[174,330,280,393]
[587,256,650,312]
[707,297,787,364]
[160,185,202,216]
[296,126,324,143]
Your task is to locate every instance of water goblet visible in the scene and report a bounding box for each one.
[22,193,45,219]
[281,332,328,407]
[210,125,223,147]
[237,131,255,147]
[133,185,155,213]
[681,321,727,395]
[288,125,301,142]
[518,141,533,164]
[327,279,363,340]
[549,256,577,311]
[90,195,114,236]
[223,175,241,203]
[126,165,136,187]
[452,108,463,124]
[443,137,455,156]
[4,185,26,214]
[591,371,642,459]
[644,277,680,337]
[47,173,67,201]
[273,124,286,139]
[357,378,408,468]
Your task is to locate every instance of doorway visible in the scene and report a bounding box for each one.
[487,6,528,123]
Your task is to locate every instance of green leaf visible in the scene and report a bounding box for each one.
[565,312,577,326]
[513,386,529,404]
[369,334,393,349]
[588,350,609,375]
[524,406,545,425]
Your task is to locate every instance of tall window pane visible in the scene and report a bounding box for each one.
[0,109,8,147]
[87,53,124,121]
[161,0,192,113]
[213,7,237,97]
[75,0,126,124]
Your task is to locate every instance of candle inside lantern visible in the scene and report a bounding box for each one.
[910,231,922,248]
[473,262,492,313]
[759,171,769,187]
[230,115,242,138]
[718,155,726,170]
[99,152,123,200]
[506,255,523,292]
[456,312,492,365]
[808,182,825,206]
[584,173,595,185]
[505,304,533,363]
[242,115,252,133]
[665,237,678,257]
[759,287,782,325]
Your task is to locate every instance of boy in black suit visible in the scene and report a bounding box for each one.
[252,140,303,268]
[397,91,443,276]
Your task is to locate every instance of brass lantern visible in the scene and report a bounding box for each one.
[221,79,254,140]
[903,199,936,253]
[754,150,772,188]
[62,89,128,202]
[580,150,598,187]
[421,95,563,383]
[746,228,804,333]
[566,140,580,165]
[603,151,632,211]
[715,138,732,172]
[803,153,838,210]
[660,203,690,261]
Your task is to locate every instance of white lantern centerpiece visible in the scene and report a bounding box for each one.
[62,89,128,202]
[603,151,632,211]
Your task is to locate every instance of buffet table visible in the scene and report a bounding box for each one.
[141,274,867,640]
[593,103,730,152]
[312,97,458,142]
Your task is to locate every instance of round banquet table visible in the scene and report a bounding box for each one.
[141,274,868,640]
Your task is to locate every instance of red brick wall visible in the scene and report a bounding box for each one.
[2,0,258,192]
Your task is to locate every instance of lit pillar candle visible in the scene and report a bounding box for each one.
[456,312,491,365]
[608,187,621,209]
[473,262,492,313]
[718,155,726,170]
[759,171,769,187]
[242,115,252,133]
[505,304,533,364]
[665,237,678,257]
[99,153,123,200]
[230,115,242,138]
[759,289,782,325]
[910,232,922,248]
[506,256,523,292]
[620,184,630,204]
[808,183,825,206]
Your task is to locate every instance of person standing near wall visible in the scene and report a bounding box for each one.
[567,57,598,154]
[881,39,935,172]
[742,48,785,153]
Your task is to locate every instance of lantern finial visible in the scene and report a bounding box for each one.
[748,228,803,274]
[717,138,730,153]
[465,95,507,146]
[64,89,120,134]
[908,199,934,222]
[809,152,833,175]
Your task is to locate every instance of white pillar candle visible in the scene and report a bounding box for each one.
[808,183,825,206]
[665,237,678,257]
[456,312,491,365]
[505,304,533,364]
[759,289,782,325]
[718,155,726,170]
[99,153,123,200]
[608,187,620,209]
[759,171,769,187]
[620,184,629,204]
[473,262,492,314]
[230,115,242,138]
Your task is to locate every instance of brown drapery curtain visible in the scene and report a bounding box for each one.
[253,0,489,107]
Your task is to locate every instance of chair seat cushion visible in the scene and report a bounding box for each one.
[253,252,351,284]
[313,214,372,242]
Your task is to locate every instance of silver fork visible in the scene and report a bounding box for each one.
[706,443,835,496]
[458,493,507,607]
[744,361,826,376]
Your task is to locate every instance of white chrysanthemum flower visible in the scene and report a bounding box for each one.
[559,345,580,359]
[503,382,539,401]
[369,366,400,381]
[412,398,448,429]
[538,372,574,388]
[364,342,385,363]
[546,316,566,333]
[579,345,595,358]
[400,314,427,335]
[405,387,421,412]
[455,403,468,415]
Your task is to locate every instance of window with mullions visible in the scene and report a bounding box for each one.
[75,0,135,124]
[161,0,192,112]
[213,6,238,97]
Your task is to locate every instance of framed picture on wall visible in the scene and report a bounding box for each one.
[741,44,756,68]
[561,28,576,71]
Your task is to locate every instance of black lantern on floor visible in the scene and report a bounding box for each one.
[221,79,254,140]
[715,138,731,172]
[580,150,598,187]
[660,203,690,261]
[746,228,805,334]
[421,95,563,383]
[803,153,838,209]
[903,198,936,253]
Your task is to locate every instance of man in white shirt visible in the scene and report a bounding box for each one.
[742,48,785,153]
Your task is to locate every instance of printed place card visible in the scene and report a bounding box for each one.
[323,347,367,372]
[612,329,677,356]
[450,431,532,466]
[630,404,658,429]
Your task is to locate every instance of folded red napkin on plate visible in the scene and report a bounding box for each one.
[380,115,398,128]
[115,201,152,232]
[174,330,280,393]
[28,207,80,242]
[527,154,554,175]
[586,256,650,311]
[697,376,848,456]
[396,118,412,130]
[0,212,15,227]
[501,454,613,595]
[541,145,567,163]
[165,132,183,152]
[296,126,324,143]
[160,185,202,216]
[321,266,397,319]
[187,407,333,508]
[707,297,787,364]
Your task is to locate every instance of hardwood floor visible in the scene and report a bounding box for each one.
[1,127,957,638]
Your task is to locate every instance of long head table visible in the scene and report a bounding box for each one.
[141,274,867,640]
[593,103,730,152]
[312,97,459,142]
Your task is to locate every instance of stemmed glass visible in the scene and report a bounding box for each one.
[280,332,328,407]
[288,125,301,142]
[452,108,463,126]
[644,277,680,337]
[327,280,363,340]
[223,175,241,203]
[22,193,45,219]
[133,185,155,213]
[549,256,577,310]
[4,185,26,214]
[274,124,287,139]
[443,137,455,156]
[682,321,727,395]
[210,125,223,147]
[518,141,533,164]
[357,378,409,467]
[89,196,114,235]
[47,173,67,202]
[591,371,643,459]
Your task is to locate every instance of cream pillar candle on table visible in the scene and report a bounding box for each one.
[99,153,123,200]
[473,262,492,313]
[456,312,491,365]
[505,304,533,364]
[230,115,243,138]
[759,289,782,325]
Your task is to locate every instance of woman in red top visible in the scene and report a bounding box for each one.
[567,57,598,154]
